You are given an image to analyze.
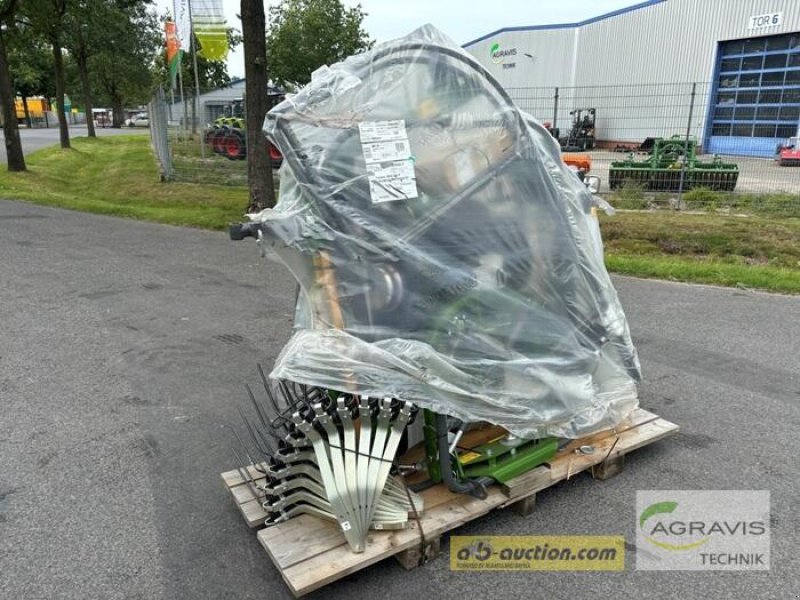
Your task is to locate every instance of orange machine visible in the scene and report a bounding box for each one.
[561,152,592,174]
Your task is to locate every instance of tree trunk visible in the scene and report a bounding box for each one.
[78,53,96,137]
[241,0,275,212]
[111,96,124,128]
[50,39,70,149]
[0,29,26,171]
[22,96,31,127]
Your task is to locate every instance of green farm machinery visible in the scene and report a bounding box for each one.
[609,136,739,191]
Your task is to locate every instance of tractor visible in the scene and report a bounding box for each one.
[204,89,285,166]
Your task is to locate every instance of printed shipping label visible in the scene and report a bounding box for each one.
[366,161,418,203]
[359,120,418,203]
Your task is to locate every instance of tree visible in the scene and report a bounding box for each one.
[24,0,71,149]
[8,32,53,127]
[266,0,372,89]
[0,0,25,171]
[241,0,275,212]
[90,2,159,127]
[63,0,108,138]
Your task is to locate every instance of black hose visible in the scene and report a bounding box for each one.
[436,413,488,499]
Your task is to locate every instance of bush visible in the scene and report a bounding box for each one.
[611,180,649,209]
[682,187,724,211]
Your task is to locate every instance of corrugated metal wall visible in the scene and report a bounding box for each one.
[464,0,800,145]
[466,28,577,89]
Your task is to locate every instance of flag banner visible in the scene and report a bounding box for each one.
[190,0,228,62]
[173,0,191,51]
[165,20,181,88]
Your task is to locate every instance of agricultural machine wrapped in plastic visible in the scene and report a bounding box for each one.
[227,25,641,553]
[609,136,739,191]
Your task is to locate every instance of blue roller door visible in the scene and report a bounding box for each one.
[706,33,800,157]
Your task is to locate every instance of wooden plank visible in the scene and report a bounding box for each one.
[501,465,552,500]
[221,463,269,490]
[510,494,537,517]
[591,455,625,481]
[268,490,505,597]
[395,536,440,570]
[260,514,349,571]
[226,408,679,597]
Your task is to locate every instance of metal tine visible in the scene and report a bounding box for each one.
[256,363,282,415]
[237,404,274,460]
[227,422,258,466]
[244,384,285,450]
[230,445,267,499]
[246,382,274,433]
[278,380,303,413]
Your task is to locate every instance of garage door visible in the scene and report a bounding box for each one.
[707,33,800,157]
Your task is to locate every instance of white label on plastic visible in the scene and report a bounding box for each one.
[358,120,407,144]
[366,161,418,203]
[341,520,352,532]
[362,139,411,163]
[359,120,418,203]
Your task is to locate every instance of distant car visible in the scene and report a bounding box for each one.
[126,113,149,127]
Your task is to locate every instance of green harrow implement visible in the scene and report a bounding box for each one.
[609,136,739,192]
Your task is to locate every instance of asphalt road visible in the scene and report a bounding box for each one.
[0,126,148,162]
[0,200,797,600]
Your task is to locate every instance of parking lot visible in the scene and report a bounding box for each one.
[0,199,797,599]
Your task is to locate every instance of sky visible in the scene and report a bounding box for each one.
[154,0,644,79]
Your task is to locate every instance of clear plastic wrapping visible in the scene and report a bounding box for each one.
[250,25,641,439]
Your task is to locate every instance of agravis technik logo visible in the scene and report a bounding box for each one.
[636,491,770,571]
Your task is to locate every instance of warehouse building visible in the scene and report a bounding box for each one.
[463,0,800,157]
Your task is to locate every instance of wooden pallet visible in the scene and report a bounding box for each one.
[221,407,677,597]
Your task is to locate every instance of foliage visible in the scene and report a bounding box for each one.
[7,29,53,100]
[89,1,160,123]
[609,180,649,209]
[266,0,373,89]
[682,188,800,217]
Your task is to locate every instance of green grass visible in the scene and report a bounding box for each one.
[0,135,248,229]
[600,211,800,294]
[3,136,798,294]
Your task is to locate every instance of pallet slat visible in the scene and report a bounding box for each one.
[222,407,678,597]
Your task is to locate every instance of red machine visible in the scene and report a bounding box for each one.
[776,136,800,166]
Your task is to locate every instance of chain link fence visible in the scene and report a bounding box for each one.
[509,81,800,216]
[148,83,259,186]
[149,82,800,215]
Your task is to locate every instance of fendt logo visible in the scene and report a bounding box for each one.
[489,42,516,64]
[639,500,766,552]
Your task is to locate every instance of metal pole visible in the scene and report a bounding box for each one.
[187,0,205,157]
[677,82,697,206]
[552,86,559,133]
[178,67,187,134]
